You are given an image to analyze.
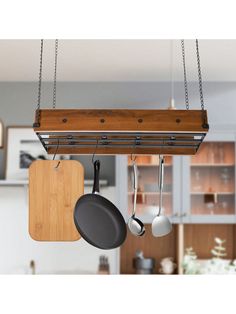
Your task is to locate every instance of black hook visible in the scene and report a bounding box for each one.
[52,139,60,169]
[52,139,59,160]
[92,138,99,164]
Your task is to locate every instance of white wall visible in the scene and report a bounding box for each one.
[0,185,119,274]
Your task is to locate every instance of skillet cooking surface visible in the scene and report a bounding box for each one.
[74,194,127,249]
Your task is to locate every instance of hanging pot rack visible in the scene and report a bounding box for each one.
[33,40,209,156]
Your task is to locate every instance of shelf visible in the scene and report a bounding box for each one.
[0,180,28,186]
[128,192,172,195]
[0,179,108,187]
[34,109,208,155]
[129,163,234,167]
[120,224,178,274]
[191,192,234,195]
[184,224,236,260]
[128,164,172,167]
[85,179,108,187]
[191,163,235,167]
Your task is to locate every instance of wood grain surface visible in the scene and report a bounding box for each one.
[34,109,208,155]
[29,160,84,241]
[34,109,208,133]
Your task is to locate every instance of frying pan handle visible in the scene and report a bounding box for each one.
[92,160,100,194]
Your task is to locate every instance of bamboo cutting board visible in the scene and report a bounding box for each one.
[29,160,84,241]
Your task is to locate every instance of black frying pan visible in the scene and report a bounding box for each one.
[74,160,127,249]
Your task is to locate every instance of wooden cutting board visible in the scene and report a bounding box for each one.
[29,160,84,241]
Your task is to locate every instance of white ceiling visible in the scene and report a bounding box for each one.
[0,39,236,82]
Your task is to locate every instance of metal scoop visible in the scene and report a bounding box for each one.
[128,159,145,236]
[152,155,172,237]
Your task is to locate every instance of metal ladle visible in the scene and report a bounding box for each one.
[128,159,145,236]
[152,155,172,237]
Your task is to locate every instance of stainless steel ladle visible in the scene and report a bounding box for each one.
[128,159,145,236]
[152,155,172,237]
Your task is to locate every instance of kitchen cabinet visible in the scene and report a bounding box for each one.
[181,132,236,223]
[127,155,173,219]
[117,130,236,274]
[117,155,181,224]
[118,130,236,224]
[120,224,178,274]
[184,224,236,260]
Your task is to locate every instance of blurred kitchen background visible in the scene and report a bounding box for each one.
[0,40,236,274]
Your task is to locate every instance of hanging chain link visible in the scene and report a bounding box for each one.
[34,39,44,127]
[181,40,189,109]
[195,39,205,111]
[53,39,58,109]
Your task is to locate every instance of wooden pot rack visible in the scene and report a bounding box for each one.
[33,109,209,155]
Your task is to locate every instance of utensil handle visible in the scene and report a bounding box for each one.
[158,155,164,215]
[132,161,138,216]
[159,155,164,190]
[92,160,100,193]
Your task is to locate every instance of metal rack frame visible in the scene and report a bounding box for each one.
[33,109,209,155]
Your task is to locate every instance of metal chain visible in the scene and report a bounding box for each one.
[53,39,58,109]
[34,39,44,127]
[196,39,205,110]
[181,40,189,110]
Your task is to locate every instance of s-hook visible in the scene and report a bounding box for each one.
[91,138,99,164]
[53,139,60,169]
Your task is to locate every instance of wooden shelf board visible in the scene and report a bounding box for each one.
[0,179,108,187]
[191,192,234,195]
[191,163,235,167]
[128,164,172,167]
[184,224,236,260]
[0,180,28,186]
[128,192,172,195]
[35,109,208,155]
[120,224,178,274]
